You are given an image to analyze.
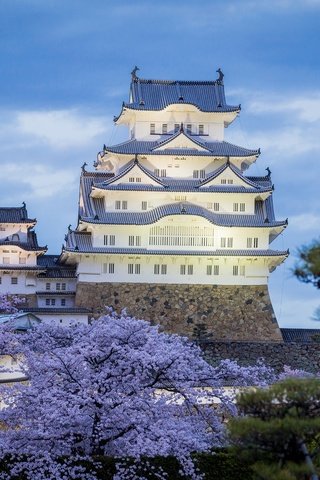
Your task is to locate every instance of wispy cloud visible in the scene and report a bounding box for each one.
[289,213,320,232]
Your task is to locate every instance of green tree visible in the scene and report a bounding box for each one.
[228,378,320,480]
[293,239,320,289]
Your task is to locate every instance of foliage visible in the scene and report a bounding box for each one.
[0,293,25,314]
[293,238,320,289]
[0,309,274,480]
[229,378,320,479]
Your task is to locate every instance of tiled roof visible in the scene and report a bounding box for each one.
[118,77,240,115]
[79,199,286,228]
[24,307,91,315]
[281,328,320,343]
[0,266,45,272]
[0,231,47,252]
[37,255,77,278]
[104,138,259,158]
[35,291,76,296]
[64,231,289,257]
[0,206,36,224]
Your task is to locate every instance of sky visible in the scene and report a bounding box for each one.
[0,0,319,328]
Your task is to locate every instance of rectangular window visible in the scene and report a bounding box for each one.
[45,299,50,306]
[136,177,141,183]
[11,277,18,285]
[220,238,226,248]
[200,169,206,178]
[213,265,219,275]
[109,263,115,274]
[160,169,166,177]
[128,264,134,274]
[142,201,147,210]
[187,265,193,275]
[207,203,213,209]
[104,235,108,245]
[135,236,141,246]
[240,265,246,276]
[221,179,227,184]
[214,202,219,211]
[61,283,66,291]
[186,124,192,134]
[240,203,246,212]
[180,265,186,275]
[233,203,239,212]
[109,235,115,246]
[61,299,66,306]
[129,235,134,246]
[135,264,141,274]
[206,265,212,275]
[19,257,26,264]
[174,123,180,133]
[233,265,239,276]
[3,257,10,264]
[227,238,233,248]
[253,237,258,248]
[162,124,168,134]
[129,177,134,182]
[154,264,160,275]
[45,282,50,291]
[247,238,252,248]
[247,238,258,248]
[198,124,204,135]
[161,265,167,275]
[51,299,56,306]
[193,170,199,179]
[122,201,128,210]
[150,123,155,134]
[227,179,234,184]
[154,169,160,176]
[56,283,61,291]
[115,200,121,210]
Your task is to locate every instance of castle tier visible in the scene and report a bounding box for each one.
[61,70,288,341]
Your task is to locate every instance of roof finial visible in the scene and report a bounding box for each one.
[81,162,87,173]
[226,156,230,165]
[216,68,224,85]
[266,167,271,177]
[22,201,26,208]
[131,66,140,81]
[134,154,139,164]
[68,224,72,232]
[180,122,184,133]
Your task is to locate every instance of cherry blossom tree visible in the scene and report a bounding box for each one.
[0,310,275,480]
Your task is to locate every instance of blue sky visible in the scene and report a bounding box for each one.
[0,0,319,328]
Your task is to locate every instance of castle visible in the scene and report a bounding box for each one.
[0,68,290,341]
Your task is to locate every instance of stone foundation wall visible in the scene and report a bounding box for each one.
[201,341,320,374]
[75,282,282,342]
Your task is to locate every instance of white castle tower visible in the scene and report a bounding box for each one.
[61,68,288,341]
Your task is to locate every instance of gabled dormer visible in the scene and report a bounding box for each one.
[199,161,266,190]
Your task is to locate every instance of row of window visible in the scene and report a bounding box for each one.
[0,277,18,284]
[45,299,66,306]
[2,258,27,265]
[113,200,247,212]
[150,123,205,135]
[103,234,259,249]
[45,282,67,291]
[102,263,246,277]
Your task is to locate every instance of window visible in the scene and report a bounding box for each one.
[206,265,212,275]
[19,257,26,265]
[162,124,167,134]
[221,237,233,248]
[0,277,2,284]
[193,169,205,179]
[3,257,10,264]
[129,236,141,246]
[233,265,239,276]
[227,237,233,248]
[154,169,160,176]
[61,283,66,291]
[227,179,233,184]
[142,201,147,210]
[214,202,219,211]
[45,299,50,306]
[109,235,115,246]
[115,201,121,210]
[136,236,141,246]
[253,237,258,248]
[161,264,167,275]
[233,203,239,212]
[233,265,245,277]
[198,124,204,135]
[154,264,160,275]
[128,264,134,274]
[104,235,108,245]
[56,283,61,291]
[247,238,252,248]
[221,179,227,184]
[240,203,245,212]
[207,203,213,209]
[180,265,186,275]
[11,277,18,284]
[109,263,115,274]
[240,265,245,276]
[51,299,56,306]
[200,169,205,178]
[129,177,134,182]
[193,170,199,179]
[160,169,166,177]
[175,195,187,201]
[46,282,50,291]
[187,265,193,275]
[220,237,226,248]
[150,123,155,134]
[122,201,127,210]
[129,236,134,246]
[247,237,259,248]
[186,124,192,134]
[154,264,167,275]
[136,177,141,183]
[174,123,180,133]
[61,299,66,306]
[135,264,141,274]
[213,265,219,275]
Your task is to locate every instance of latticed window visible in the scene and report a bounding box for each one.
[150,123,155,134]
[240,203,246,212]
[149,225,214,247]
[142,201,147,210]
[162,124,167,134]
[214,203,219,211]
[198,124,204,135]
[174,123,180,133]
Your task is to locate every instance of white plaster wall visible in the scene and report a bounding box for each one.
[36,278,77,292]
[37,296,75,308]
[35,313,88,326]
[0,272,37,294]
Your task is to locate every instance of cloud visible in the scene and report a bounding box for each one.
[289,213,320,232]
[15,109,109,149]
[247,94,320,123]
